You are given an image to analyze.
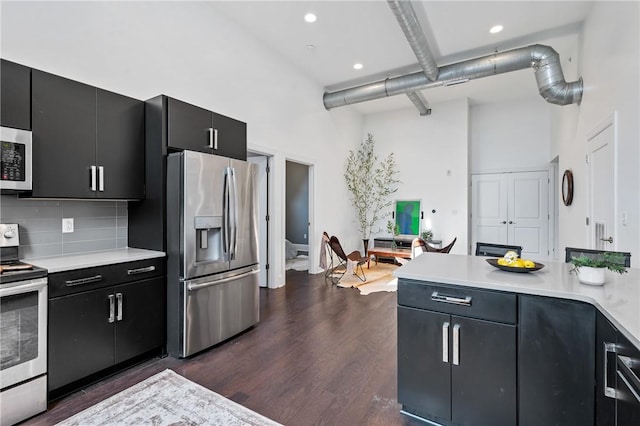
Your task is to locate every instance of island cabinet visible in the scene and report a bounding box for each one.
[596,312,640,425]
[31,69,144,199]
[397,279,517,426]
[167,96,247,160]
[0,59,31,130]
[518,295,595,426]
[47,258,165,400]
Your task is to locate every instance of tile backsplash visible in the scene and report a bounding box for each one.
[0,195,128,259]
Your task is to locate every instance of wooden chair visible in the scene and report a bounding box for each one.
[565,247,631,267]
[325,235,368,284]
[475,242,522,257]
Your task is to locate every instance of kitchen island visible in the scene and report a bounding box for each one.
[394,253,640,426]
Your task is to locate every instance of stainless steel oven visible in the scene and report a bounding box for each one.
[0,224,48,426]
[1,126,32,192]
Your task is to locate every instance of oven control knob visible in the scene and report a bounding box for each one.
[4,230,16,239]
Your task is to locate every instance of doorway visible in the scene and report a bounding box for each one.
[285,161,310,272]
[247,153,271,288]
[472,170,550,261]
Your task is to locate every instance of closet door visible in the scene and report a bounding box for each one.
[472,174,508,246]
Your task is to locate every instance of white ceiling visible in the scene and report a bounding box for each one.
[213,1,594,115]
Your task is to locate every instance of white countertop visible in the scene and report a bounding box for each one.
[395,253,640,350]
[25,248,165,273]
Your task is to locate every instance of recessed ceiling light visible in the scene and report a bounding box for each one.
[353,63,363,70]
[490,25,503,34]
[306,44,315,49]
[304,13,317,23]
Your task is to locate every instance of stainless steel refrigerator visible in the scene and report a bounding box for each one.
[166,150,259,358]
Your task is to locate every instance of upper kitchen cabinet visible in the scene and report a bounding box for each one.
[167,96,247,160]
[1,59,31,130]
[31,70,144,199]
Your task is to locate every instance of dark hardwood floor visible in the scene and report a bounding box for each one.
[23,270,421,426]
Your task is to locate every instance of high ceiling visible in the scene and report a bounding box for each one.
[213,1,594,115]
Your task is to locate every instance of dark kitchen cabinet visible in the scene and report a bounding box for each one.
[597,312,640,426]
[397,280,517,426]
[48,258,165,398]
[518,295,595,426]
[167,96,247,160]
[1,59,31,130]
[31,69,144,199]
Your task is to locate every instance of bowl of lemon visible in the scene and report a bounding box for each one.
[486,251,545,273]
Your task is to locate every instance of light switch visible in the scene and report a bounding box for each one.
[62,218,74,233]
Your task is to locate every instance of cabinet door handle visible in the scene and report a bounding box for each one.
[442,322,450,363]
[127,265,156,275]
[453,324,461,366]
[431,291,472,307]
[90,165,97,191]
[604,342,617,398]
[108,294,115,323]
[207,128,218,150]
[98,166,104,192]
[116,292,123,321]
[65,274,103,286]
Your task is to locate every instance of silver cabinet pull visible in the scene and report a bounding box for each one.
[453,324,461,366]
[207,128,214,148]
[98,166,104,191]
[442,322,450,363]
[431,291,472,307]
[108,294,115,323]
[116,292,123,321]
[127,266,156,275]
[90,165,97,191]
[604,342,617,398]
[65,274,103,286]
[617,370,640,403]
[213,128,218,150]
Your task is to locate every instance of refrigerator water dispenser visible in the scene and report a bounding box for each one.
[194,216,223,262]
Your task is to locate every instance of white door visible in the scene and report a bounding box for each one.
[508,171,549,260]
[247,155,269,288]
[588,120,616,250]
[472,171,549,260]
[472,174,508,244]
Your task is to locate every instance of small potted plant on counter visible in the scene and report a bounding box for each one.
[570,252,628,285]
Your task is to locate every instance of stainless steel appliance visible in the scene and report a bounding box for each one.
[166,150,259,358]
[0,224,48,426]
[0,127,32,192]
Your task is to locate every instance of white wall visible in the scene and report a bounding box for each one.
[362,99,470,254]
[471,98,552,173]
[554,1,640,265]
[0,1,363,285]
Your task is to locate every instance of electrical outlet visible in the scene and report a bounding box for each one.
[303,233,307,239]
[62,218,74,233]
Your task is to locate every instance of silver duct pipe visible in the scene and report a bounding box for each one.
[323,44,583,109]
[406,91,432,115]
[387,0,439,81]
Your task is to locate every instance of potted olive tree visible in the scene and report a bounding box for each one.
[345,133,399,255]
[570,252,628,285]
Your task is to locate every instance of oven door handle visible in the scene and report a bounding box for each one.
[0,277,47,297]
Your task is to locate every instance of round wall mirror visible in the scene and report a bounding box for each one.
[562,170,574,206]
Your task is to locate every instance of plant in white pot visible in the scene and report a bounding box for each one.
[569,252,628,285]
[344,133,399,255]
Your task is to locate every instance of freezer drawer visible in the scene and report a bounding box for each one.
[182,267,259,357]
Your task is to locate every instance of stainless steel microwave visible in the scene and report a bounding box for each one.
[0,126,32,192]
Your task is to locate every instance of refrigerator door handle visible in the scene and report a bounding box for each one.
[222,167,231,260]
[187,269,259,291]
[230,167,239,260]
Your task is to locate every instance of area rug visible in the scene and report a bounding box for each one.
[335,262,398,295]
[55,369,282,426]
[286,254,309,271]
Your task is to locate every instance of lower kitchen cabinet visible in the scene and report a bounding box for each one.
[48,259,165,397]
[397,280,517,426]
[518,295,595,426]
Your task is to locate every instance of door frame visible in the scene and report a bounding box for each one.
[284,155,315,275]
[586,112,617,250]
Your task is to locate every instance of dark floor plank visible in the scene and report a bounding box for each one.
[22,270,420,426]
